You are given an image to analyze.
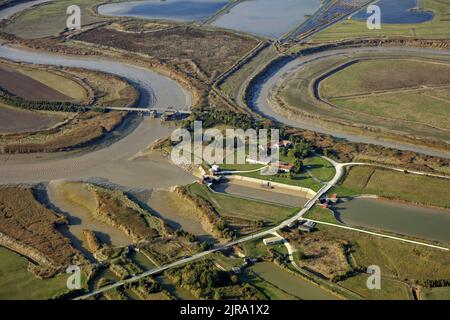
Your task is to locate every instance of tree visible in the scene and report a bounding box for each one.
[287,148,297,159]
[293,159,303,174]
[292,142,313,159]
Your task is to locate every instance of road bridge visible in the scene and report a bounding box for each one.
[104,106,191,115]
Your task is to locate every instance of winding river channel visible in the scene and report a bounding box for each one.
[0,45,195,188]
[1,1,449,301]
[0,1,194,187]
[246,46,450,159]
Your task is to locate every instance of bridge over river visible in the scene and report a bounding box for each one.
[104,106,192,115]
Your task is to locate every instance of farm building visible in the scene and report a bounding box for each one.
[299,221,316,232]
[263,237,284,246]
[271,161,295,173]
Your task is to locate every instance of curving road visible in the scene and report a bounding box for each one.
[244,46,450,159]
[2,0,450,300]
[75,155,449,300]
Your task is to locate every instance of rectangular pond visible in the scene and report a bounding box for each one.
[212,0,321,39]
[248,262,338,300]
[98,0,229,22]
[333,198,450,244]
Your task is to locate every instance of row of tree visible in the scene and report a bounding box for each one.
[0,88,103,113]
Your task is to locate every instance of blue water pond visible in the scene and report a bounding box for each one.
[98,0,228,22]
[353,0,434,24]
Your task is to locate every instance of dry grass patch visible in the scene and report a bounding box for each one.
[0,60,138,153]
[282,230,352,280]
[141,238,199,266]
[87,184,169,242]
[321,59,450,98]
[0,187,82,278]
[0,111,127,153]
[74,25,260,82]
[338,166,450,209]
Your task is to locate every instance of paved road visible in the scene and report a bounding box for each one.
[2,0,449,300]
[307,218,449,252]
[74,156,450,299]
[75,156,347,299]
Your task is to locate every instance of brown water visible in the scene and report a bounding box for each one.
[147,190,216,243]
[47,181,133,250]
[155,275,197,300]
[334,198,450,244]
[129,251,157,272]
[213,180,308,207]
[249,262,338,300]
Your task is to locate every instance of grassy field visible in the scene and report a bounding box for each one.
[241,238,270,258]
[14,65,88,101]
[0,247,70,300]
[317,223,450,281]
[420,286,450,300]
[334,166,450,209]
[221,156,333,191]
[219,163,265,172]
[2,0,108,38]
[312,0,450,41]
[237,169,323,191]
[187,183,298,225]
[305,205,342,225]
[321,59,450,98]
[243,271,299,300]
[338,274,412,300]
[211,252,243,270]
[330,89,450,130]
[248,262,338,300]
[278,52,450,143]
[320,59,450,130]
[303,156,336,181]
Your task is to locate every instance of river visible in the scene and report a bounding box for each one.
[247,46,450,159]
[0,44,195,187]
